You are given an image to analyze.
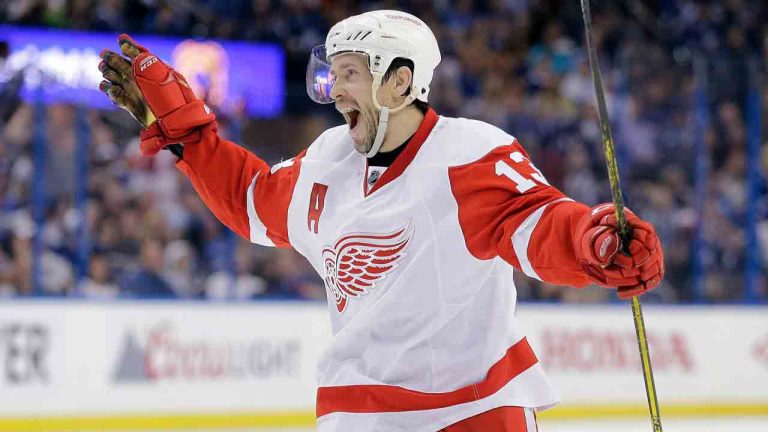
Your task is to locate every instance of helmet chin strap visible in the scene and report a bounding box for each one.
[366,77,416,158]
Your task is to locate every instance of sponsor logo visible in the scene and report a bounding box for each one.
[322,224,412,313]
[367,169,381,185]
[139,55,158,71]
[539,327,695,373]
[113,321,300,383]
[384,14,422,27]
[0,322,49,385]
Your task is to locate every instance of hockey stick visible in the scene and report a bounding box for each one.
[579,1,664,431]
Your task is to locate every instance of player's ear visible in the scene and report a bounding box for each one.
[393,65,413,98]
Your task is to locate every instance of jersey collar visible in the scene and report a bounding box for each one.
[364,107,439,196]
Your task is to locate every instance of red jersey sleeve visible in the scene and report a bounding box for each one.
[448,140,592,287]
[175,123,302,248]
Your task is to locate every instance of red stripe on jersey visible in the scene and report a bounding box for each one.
[315,337,537,417]
[365,108,439,196]
[448,140,591,286]
[176,123,301,247]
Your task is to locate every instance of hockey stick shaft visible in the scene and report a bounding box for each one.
[579,1,663,431]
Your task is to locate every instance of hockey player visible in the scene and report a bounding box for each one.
[98,10,664,432]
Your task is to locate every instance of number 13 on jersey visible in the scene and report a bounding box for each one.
[495,151,550,193]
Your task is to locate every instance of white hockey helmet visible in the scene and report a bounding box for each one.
[306,10,441,105]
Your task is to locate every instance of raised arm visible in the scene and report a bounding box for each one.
[175,126,303,247]
[449,139,664,298]
[98,34,298,247]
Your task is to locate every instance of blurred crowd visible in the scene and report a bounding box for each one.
[0,0,766,303]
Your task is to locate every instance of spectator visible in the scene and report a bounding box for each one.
[205,240,267,300]
[78,252,119,299]
[118,239,175,298]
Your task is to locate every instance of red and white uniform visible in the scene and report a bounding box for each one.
[176,108,592,431]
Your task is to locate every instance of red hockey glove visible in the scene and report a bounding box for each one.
[573,203,664,299]
[98,34,215,156]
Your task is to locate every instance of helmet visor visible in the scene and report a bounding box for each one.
[306,45,335,104]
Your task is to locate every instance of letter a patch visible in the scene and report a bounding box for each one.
[308,183,328,234]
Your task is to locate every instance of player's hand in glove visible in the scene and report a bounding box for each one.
[97,34,215,156]
[98,40,155,128]
[572,203,664,299]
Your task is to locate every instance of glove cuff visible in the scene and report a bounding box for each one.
[140,120,215,157]
[158,100,216,139]
[139,122,169,156]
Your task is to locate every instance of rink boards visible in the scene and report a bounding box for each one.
[0,300,765,430]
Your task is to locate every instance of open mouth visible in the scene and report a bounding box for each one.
[344,109,360,130]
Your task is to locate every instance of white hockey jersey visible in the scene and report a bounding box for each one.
[176,108,593,431]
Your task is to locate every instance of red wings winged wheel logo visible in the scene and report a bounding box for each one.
[322,224,412,313]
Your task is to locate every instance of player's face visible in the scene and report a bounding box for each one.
[329,53,379,154]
